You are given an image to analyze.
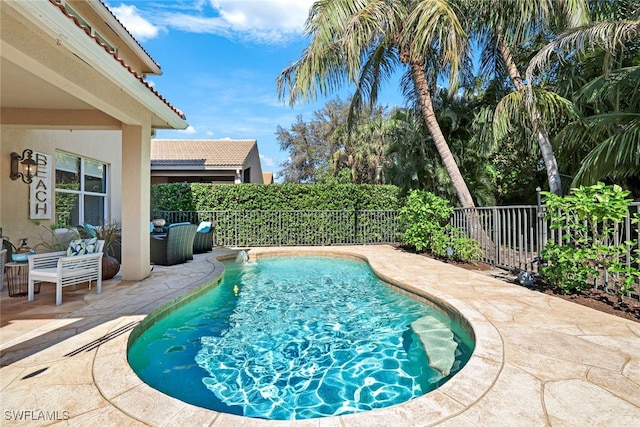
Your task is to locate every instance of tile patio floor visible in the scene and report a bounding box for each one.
[1,245,639,426]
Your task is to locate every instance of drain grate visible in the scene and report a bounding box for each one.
[65,321,138,357]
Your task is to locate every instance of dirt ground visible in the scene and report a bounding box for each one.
[418,251,640,324]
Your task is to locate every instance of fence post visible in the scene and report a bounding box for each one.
[493,207,499,266]
[536,186,545,257]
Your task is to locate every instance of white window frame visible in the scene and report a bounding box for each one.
[54,151,110,226]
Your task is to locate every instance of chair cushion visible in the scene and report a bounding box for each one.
[197,221,212,233]
[67,238,98,256]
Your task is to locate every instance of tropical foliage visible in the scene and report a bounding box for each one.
[397,190,481,264]
[540,183,639,297]
[277,0,479,211]
[527,0,640,190]
[274,0,639,203]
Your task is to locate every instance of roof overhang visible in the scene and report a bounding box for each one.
[150,165,243,171]
[93,0,162,75]
[1,0,187,130]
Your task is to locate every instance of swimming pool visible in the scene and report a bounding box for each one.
[128,256,474,420]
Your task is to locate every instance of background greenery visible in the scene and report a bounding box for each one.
[151,182,401,212]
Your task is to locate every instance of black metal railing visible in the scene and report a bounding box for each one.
[152,210,399,247]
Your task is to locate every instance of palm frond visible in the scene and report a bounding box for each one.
[349,42,399,128]
[493,90,533,144]
[526,20,640,81]
[576,65,640,110]
[572,116,640,185]
[404,0,468,93]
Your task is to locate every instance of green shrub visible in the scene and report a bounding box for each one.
[151,183,401,245]
[451,234,482,264]
[151,183,401,212]
[540,182,639,296]
[398,190,480,264]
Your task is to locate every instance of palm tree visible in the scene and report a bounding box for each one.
[526,3,640,188]
[277,0,478,210]
[464,0,590,195]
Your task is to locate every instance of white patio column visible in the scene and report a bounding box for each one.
[120,123,151,281]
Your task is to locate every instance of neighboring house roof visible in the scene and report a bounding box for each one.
[262,172,274,184]
[49,0,185,120]
[151,139,258,168]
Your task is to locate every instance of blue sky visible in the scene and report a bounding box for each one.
[107,0,404,179]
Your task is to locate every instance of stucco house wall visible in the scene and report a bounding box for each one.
[1,0,187,281]
[1,129,122,248]
[244,143,265,184]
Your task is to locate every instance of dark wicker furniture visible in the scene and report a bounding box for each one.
[193,222,214,253]
[150,223,196,266]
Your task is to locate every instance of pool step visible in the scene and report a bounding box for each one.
[410,315,457,376]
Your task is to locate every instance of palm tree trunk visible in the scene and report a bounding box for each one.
[410,61,494,252]
[410,62,475,209]
[499,41,563,195]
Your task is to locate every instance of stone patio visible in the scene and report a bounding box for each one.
[1,245,639,426]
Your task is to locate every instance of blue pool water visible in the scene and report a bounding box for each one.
[128,256,474,420]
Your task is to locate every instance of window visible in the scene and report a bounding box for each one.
[55,152,108,227]
[243,168,251,183]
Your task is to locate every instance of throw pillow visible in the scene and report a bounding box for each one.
[67,237,98,256]
[197,221,212,233]
[83,223,98,238]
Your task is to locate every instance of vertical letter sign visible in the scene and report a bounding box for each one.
[30,152,52,219]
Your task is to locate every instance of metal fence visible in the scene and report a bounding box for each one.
[452,202,640,270]
[452,202,640,296]
[155,202,639,294]
[451,205,544,272]
[153,210,399,247]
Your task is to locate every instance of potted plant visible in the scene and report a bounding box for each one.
[80,220,121,280]
[33,221,76,252]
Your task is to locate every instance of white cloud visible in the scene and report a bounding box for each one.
[210,0,314,33]
[259,154,276,168]
[109,1,315,44]
[109,4,160,41]
[178,125,197,134]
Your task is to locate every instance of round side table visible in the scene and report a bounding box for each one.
[5,262,40,297]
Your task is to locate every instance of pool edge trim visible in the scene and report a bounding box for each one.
[94,247,504,426]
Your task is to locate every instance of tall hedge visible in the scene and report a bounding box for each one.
[151,183,401,212]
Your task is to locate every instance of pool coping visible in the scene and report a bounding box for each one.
[93,247,504,426]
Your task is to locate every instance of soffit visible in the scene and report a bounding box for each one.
[1,58,92,110]
[0,0,186,129]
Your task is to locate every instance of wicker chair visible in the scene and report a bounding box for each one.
[0,248,6,291]
[193,221,214,253]
[150,223,197,266]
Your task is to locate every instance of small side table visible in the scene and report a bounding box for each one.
[5,262,40,297]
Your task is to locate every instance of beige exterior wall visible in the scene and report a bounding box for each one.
[1,0,187,280]
[244,144,264,183]
[0,128,122,250]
